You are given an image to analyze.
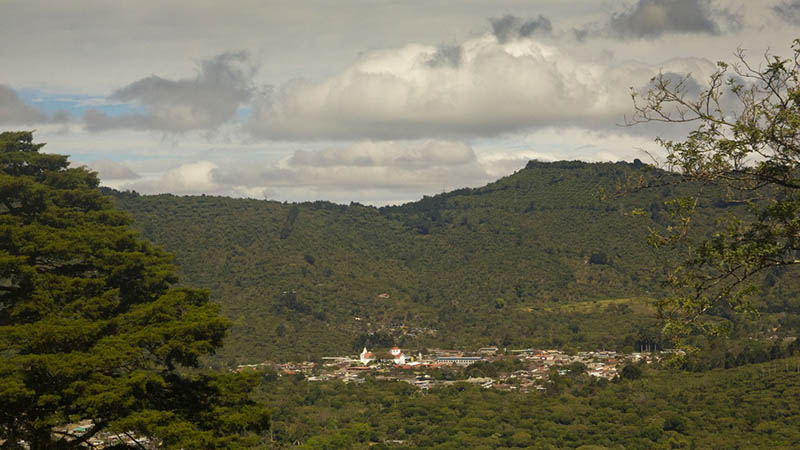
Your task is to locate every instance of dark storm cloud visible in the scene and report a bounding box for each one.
[0,85,47,124]
[773,0,800,23]
[490,14,553,43]
[85,52,255,132]
[609,0,720,38]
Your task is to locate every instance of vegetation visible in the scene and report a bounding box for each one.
[2,129,799,448]
[0,132,268,449]
[630,40,800,345]
[6,40,800,449]
[252,356,800,449]
[107,160,800,364]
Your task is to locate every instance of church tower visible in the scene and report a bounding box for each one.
[359,347,374,365]
[391,346,406,365]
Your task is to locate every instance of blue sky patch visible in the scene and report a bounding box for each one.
[17,88,145,118]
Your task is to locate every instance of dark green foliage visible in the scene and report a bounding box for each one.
[0,132,268,448]
[621,363,643,380]
[588,251,610,265]
[279,205,300,239]
[464,358,524,378]
[662,413,688,433]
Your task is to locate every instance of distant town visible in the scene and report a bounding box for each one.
[44,347,664,450]
[235,346,667,393]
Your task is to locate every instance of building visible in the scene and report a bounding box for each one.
[435,356,482,366]
[360,347,374,365]
[390,346,406,365]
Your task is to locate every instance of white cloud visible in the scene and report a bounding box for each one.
[218,140,491,191]
[247,34,715,140]
[474,126,666,176]
[5,0,798,205]
[114,140,493,203]
[126,160,220,194]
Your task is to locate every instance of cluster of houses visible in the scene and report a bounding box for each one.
[236,346,661,393]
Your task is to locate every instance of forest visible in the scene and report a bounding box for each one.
[98,156,800,449]
[106,160,800,365]
[254,357,800,449]
[4,133,800,449]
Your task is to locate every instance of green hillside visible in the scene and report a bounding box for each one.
[105,160,800,364]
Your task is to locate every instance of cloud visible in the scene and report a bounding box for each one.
[476,151,555,179]
[773,1,800,23]
[490,14,553,43]
[246,34,714,141]
[147,140,492,203]
[71,121,670,204]
[239,140,488,189]
[425,45,463,68]
[117,131,662,204]
[0,85,48,124]
[609,0,720,38]
[288,140,476,169]
[85,52,255,132]
[126,160,219,194]
[85,159,141,180]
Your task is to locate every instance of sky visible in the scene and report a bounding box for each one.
[1,0,798,205]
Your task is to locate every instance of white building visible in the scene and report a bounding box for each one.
[391,346,406,365]
[359,347,374,365]
[435,356,482,366]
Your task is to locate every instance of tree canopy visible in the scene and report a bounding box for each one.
[104,156,800,363]
[0,131,268,448]
[630,40,800,344]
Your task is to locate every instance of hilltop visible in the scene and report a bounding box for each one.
[105,160,800,364]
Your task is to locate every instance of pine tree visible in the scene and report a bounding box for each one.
[0,131,268,449]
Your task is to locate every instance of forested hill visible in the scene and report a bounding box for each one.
[105,160,800,364]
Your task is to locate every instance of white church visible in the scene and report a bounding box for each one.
[390,346,406,365]
[359,346,406,365]
[359,347,374,365]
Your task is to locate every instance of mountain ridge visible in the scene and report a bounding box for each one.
[103,159,800,364]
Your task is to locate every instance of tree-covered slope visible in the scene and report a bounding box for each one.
[255,357,800,449]
[105,160,800,363]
